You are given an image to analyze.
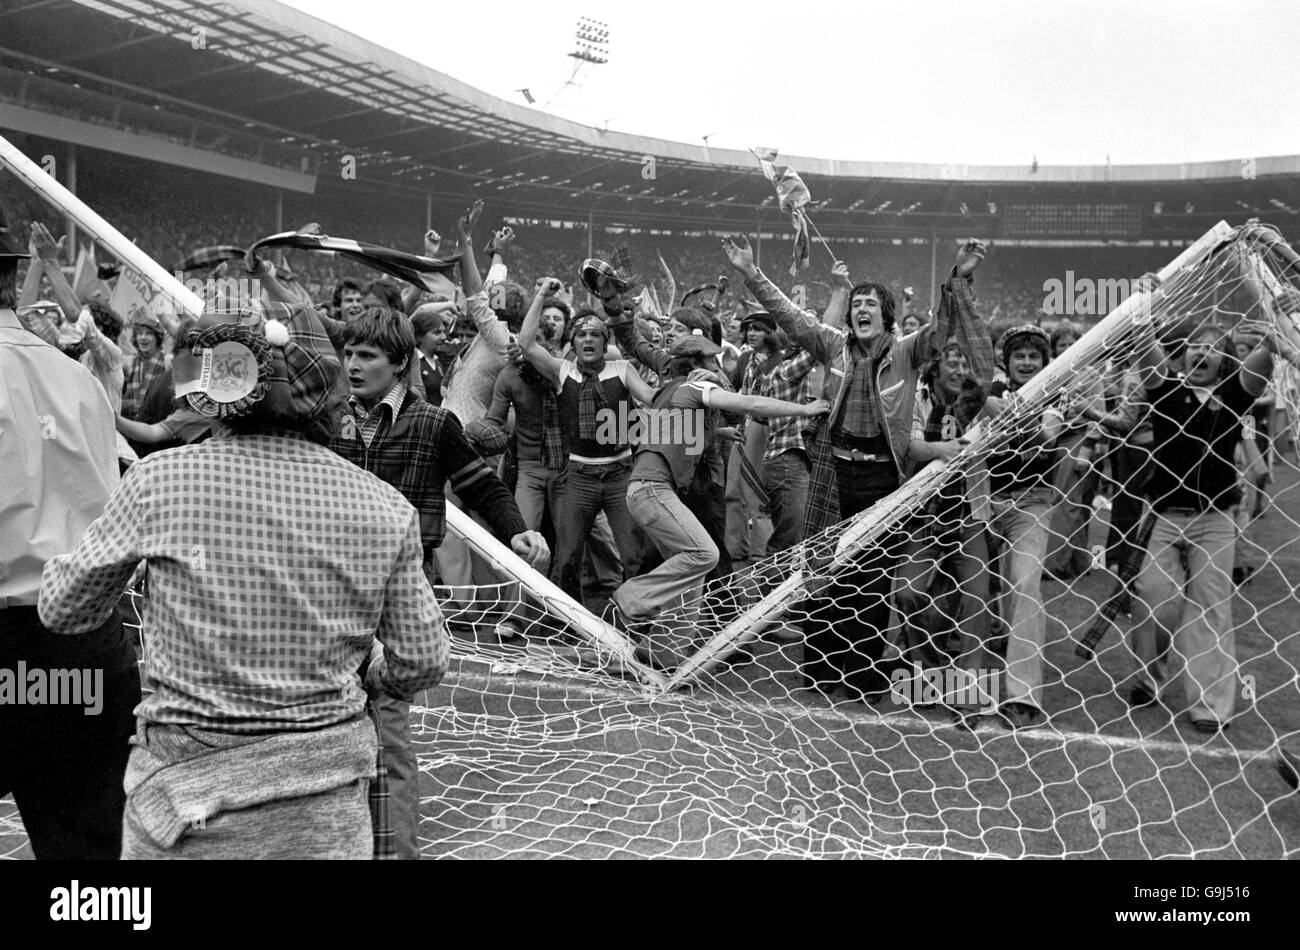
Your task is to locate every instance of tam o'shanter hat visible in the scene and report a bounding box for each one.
[667,329,722,359]
[740,310,776,333]
[172,295,341,422]
[581,245,639,321]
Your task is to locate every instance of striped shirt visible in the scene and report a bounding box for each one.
[38,431,447,732]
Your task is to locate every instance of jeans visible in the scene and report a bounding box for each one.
[615,480,719,664]
[895,520,997,710]
[1106,444,1152,570]
[0,606,140,860]
[1045,446,1101,580]
[1131,509,1238,724]
[552,458,639,603]
[514,460,560,532]
[988,489,1053,711]
[369,691,421,859]
[799,459,904,699]
[724,426,772,561]
[763,449,810,556]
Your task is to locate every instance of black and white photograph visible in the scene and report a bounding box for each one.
[0,0,1296,924]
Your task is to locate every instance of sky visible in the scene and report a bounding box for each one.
[279,0,1299,166]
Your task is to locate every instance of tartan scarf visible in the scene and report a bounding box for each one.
[922,378,987,443]
[920,379,988,547]
[836,333,894,440]
[523,362,566,470]
[577,361,609,441]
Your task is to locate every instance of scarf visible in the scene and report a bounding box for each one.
[836,332,894,440]
[523,362,566,470]
[577,361,609,441]
[922,378,987,444]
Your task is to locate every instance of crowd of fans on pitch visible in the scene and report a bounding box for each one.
[5,196,1300,859]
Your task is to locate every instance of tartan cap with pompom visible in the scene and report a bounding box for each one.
[172,297,341,423]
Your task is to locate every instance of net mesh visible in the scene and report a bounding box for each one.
[4,224,1300,860]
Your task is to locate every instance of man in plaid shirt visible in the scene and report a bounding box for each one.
[39,295,446,859]
[331,306,547,859]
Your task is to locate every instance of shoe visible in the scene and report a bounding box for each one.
[1189,718,1228,735]
[1127,683,1157,708]
[955,712,1002,733]
[999,702,1044,729]
[1275,745,1300,792]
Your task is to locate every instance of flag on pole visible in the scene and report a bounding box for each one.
[249,231,461,298]
[752,148,812,277]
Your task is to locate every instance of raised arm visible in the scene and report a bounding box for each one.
[824,260,852,331]
[19,245,43,307]
[1240,333,1276,399]
[517,278,565,386]
[722,235,844,366]
[30,222,82,323]
[456,199,486,298]
[611,297,671,377]
[917,239,994,382]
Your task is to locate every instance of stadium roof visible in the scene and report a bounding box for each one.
[3,0,1300,238]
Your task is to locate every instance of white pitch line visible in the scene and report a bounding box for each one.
[428,663,1273,766]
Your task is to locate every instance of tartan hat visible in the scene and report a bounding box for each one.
[998,324,1051,365]
[740,311,776,333]
[173,297,341,423]
[130,310,165,334]
[667,330,722,358]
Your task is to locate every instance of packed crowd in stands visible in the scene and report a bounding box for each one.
[5,186,1300,861]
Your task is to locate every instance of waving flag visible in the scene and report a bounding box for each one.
[72,244,112,303]
[249,231,462,297]
[753,148,812,276]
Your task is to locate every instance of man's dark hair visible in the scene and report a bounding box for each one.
[849,281,897,334]
[0,260,16,311]
[86,300,123,344]
[362,279,405,312]
[340,306,416,375]
[332,277,364,312]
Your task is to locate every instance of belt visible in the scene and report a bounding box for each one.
[1161,506,1209,517]
[832,447,887,463]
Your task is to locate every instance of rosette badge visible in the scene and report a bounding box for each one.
[172,298,285,419]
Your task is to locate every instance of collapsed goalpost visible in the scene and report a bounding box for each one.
[5,131,1300,859]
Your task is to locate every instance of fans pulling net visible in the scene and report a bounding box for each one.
[2,136,1298,859]
[395,221,1300,858]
